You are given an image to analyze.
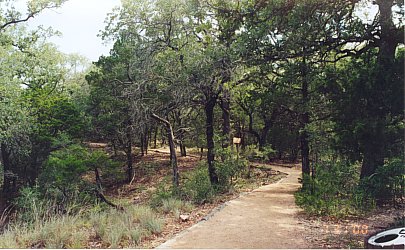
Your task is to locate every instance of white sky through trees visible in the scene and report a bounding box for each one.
[23,0,120,62]
[17,0,382,62]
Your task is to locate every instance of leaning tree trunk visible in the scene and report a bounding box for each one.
[151,113,179,187]
[205,98,219,185]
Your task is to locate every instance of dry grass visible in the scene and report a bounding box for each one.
[0,205,164,248]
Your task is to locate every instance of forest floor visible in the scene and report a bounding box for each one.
[91,147,404,249]
[32,144,403,249]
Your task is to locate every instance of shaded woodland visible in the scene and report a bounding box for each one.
[0,0,403,248]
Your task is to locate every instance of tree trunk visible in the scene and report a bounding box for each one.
[143,127,148,155]
[1,143,12,195]
[126,126,133,183]
[140,135,144,157]
[246,113,273,151]
[360,0,398,179]
[94,167,102,190]
[300,53,311,185]
[259,120,273,151]
[160,127,166,147]
[153,126,158,149]
[151,113,179,187]
[360,122,385,179]
[220,96,231,149]
[180,142,187,157]
[148,127,152,148]
[205,98,219,185]
[247,113,261,147]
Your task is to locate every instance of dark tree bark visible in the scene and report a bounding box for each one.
[94,167,102,191]
[205,98,219,185]
[180,142,187,157]
[258,119,274,151]
[160,127,166,147]
[240,105,276,151]
[95,189,124,211]
[300,54,311,181]
[151,113,179,187]
[148,127,152,147]
[360,0,401,179]
[1,144,13,195]
[220,94,231,149]
[200,147,204,160]
[140,135,144,157]
[125,125,133,183]
[153,126,158,149]
[247,113,261,146]
[143,126,148,155]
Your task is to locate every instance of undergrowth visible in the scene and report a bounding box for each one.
[295,158,404,218]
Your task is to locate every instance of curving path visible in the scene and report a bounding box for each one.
[157,164,309,249]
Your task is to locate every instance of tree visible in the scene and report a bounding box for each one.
[0,0,65,32]
[358,0,404,178]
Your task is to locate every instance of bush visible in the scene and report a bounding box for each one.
[182,164,215,204]
[34,144,118,212]
[361,158,404,205]
[295,160,375,217]
[149,183,175,208]
[242,145,276,162]
[214,147,249,191]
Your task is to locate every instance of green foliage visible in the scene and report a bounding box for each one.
[149,183,175,208]
[30,145,119,213]
[360,158,405,205]
[182,164,215,204]
[296,161,375,218]
[242,145,276,163]
[39,144,90,197]
[215,147,249,190]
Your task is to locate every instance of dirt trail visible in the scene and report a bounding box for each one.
[157,164,308,249]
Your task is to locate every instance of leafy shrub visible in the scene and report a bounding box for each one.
[35,144,118,210]
[182,164,215,204]
[215,147,249,191]
[149,183,175,208]
[361,158,404,205]
[295,160,375,217]
[242,145,276,162]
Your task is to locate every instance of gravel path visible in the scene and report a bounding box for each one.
[157,164,308,249]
